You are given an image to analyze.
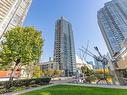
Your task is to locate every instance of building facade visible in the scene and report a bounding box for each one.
[94,58,103,69]
[113,44,127,85]
[53,17,76,76]
[97,0,127,57]
[39,62,53,71]
[0,0,32,38]
[39,57,57,71]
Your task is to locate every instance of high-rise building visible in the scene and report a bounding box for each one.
[94,58,103,69]
[53,17,76,76]
[0,0,32,38]
[97,0,127,57]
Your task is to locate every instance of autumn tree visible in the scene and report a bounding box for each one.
[44,69,53,77]
[81,65,94,76]
[33,65,43,78]
[53,69,62,77]
[81,65,95,83]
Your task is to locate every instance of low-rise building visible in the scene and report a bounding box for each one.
[39,57,57,71]
[113,39,127,85]
[39,62,53,71]
[0,69,21,81]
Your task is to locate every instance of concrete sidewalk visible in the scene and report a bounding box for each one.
[3,78,74,95]
[3,83,58,95]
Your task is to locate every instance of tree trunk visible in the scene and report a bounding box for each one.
[5,64,17,89]
[5,58,20,89]
[9,64,17,81]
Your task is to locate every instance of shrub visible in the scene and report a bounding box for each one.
[11,78,51,87]
[0,78,51,94]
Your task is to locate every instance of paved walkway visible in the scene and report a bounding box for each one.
[3,78,127,95]
[61,83,127,89]
[3,83,58,95]
[3,78,74,95]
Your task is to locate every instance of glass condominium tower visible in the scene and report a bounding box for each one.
[97,0,127,57]
[0,0,32,38]
[53,17,76,76]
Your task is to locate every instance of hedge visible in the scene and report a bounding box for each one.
[11,78,51,87]
[0,78,51,94]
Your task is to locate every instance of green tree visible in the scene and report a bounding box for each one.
[0,27,44,88]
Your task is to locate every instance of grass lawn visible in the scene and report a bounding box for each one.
[20,85,127,95]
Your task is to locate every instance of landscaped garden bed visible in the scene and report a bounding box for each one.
[0,78,51,94]
[20,85,127,95]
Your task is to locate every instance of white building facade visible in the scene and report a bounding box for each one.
[0,0,32,38]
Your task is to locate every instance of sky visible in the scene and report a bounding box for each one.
[23,0,111,62]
